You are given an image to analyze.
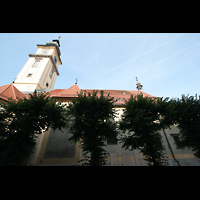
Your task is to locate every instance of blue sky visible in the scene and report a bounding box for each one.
[0,33,200,98]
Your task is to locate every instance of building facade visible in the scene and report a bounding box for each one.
[26,84,199,166]
[1,38,199,166]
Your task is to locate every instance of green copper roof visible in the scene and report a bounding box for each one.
[37,38,62,64]
[45,41,61,57]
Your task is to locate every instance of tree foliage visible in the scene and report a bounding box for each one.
[167,94,200,158]
[119,94,168,166]
[1,86,199,166]
[66,90,118,166]
[0,91,67,165]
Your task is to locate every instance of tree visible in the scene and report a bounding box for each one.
[0,91,67,165]
[119,94,168,166]
[66,90,118,166]
[168,94,200,158]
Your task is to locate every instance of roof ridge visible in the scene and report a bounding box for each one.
[59,84,80,94]
[83,89,139,92]
[11,84,16,99]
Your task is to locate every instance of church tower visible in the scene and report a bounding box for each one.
[13,37,62,94]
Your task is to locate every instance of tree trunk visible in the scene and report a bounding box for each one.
[152,158,159,166]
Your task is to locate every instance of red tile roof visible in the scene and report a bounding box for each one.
[0,84,25,102]
[48,84,156,105]
[83,89,155,105]
[0,83,156,105]
[49,84,81,97]
[60,84,81,97]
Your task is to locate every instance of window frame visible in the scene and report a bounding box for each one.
[107,136,118,145]
[26,73,33,77]
[170,134,184,149]
[49,67,54,79]
[32,58,42,68]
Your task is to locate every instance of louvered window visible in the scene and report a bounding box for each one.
[32,58,41,67]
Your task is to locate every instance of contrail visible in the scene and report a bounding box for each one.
[102,41,200,89]
[81,33,185,87]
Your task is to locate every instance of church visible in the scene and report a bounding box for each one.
[0,37,199,166]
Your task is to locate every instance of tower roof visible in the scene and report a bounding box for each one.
[0,84,25,102]
[45,36,61,56]
[37,36,62,64]
[52,36,60,47]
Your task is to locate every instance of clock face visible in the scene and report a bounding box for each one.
[42,49,49,54]
[54,56,57,65]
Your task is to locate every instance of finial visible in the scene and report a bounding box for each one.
[52,35,61,47]
[75,78,78,84]
[136,77,143,92]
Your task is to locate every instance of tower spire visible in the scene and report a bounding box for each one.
[136,77,143,92]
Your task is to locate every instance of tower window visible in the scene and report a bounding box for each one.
[32,58,42,67]
[54,56,57,65]
[107,136,118,145]
[27,73,32,77]
[49,68,54,79]
[170,134,184,149]
[42,50,48,54]
[46,82,49,88]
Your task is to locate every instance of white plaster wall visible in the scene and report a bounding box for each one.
[49,72,57,89]
[114,108,125,121]
[36,48,53,56]
[13,83,38,94]
[39,59,54,89]
[14,57,35,83]
[34,58,49,84]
